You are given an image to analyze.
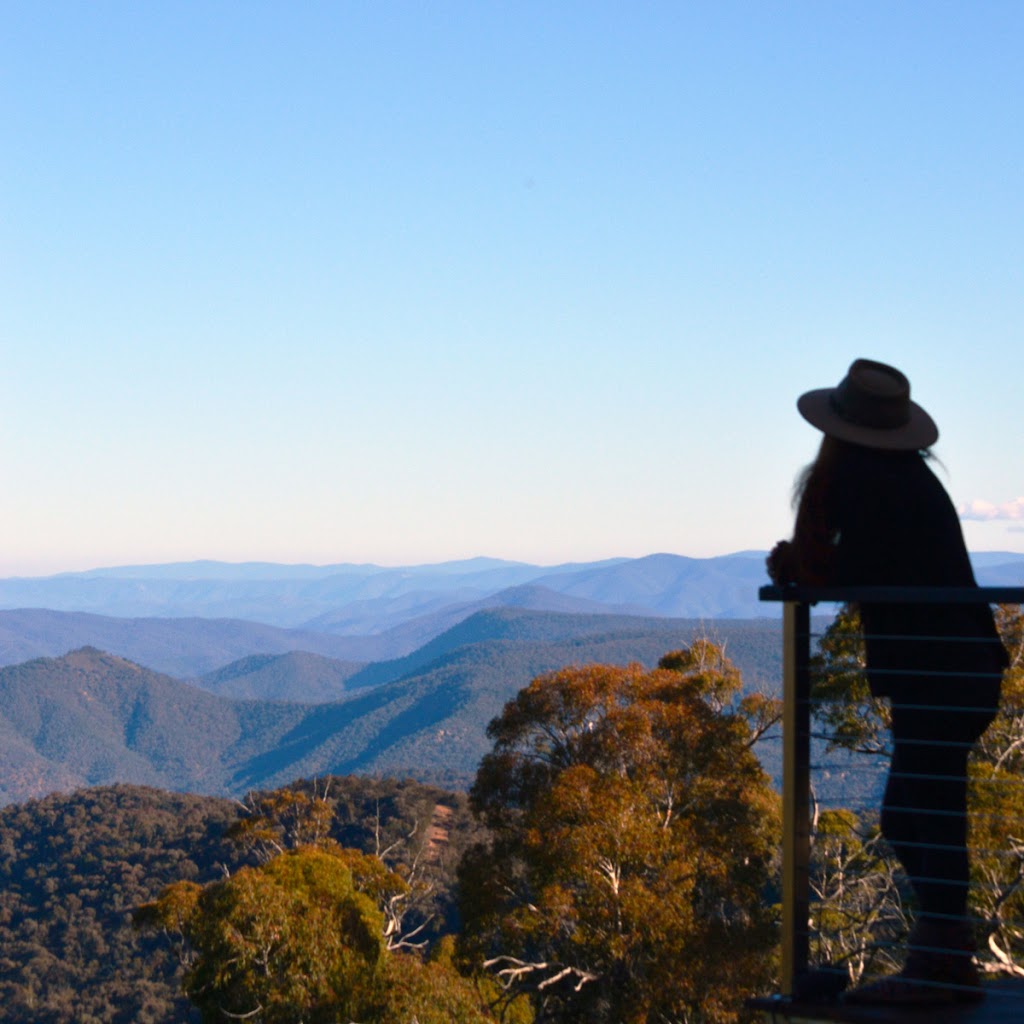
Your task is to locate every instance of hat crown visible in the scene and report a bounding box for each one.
[831,359,912,430]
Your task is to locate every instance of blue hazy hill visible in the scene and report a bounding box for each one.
[3,552,1018,633]
[0,552,769,627]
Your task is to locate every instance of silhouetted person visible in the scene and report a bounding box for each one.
[768,358,1008,1004]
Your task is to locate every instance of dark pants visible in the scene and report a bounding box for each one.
[882,704,985,921]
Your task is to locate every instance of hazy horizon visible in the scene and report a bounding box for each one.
[4,547,1024,583]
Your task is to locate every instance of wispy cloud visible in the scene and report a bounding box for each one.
[959,497,1024,521]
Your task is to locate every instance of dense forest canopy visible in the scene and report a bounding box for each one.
[0,777,479,1023]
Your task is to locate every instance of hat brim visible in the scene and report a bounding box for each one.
[797,388,939,451]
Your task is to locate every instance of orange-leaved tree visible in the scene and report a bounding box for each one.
[458,640,781,1024]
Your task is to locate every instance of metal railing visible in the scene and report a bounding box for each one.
[759,583,1024,1006]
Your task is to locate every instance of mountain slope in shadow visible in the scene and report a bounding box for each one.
[0,612,784,804]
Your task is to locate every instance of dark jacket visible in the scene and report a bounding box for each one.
[804,448,1006,734]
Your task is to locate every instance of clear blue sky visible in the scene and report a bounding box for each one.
[3,2,1022,575]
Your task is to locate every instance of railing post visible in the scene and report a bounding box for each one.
[756,585,1024,1011]
[781,600,811,995]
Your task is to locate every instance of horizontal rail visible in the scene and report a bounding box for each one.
[760,585,1024,604]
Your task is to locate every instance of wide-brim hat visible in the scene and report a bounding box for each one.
[797,358,939,451]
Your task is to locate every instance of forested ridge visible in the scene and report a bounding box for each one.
[0,612,786,805]
[0,785,241,1022]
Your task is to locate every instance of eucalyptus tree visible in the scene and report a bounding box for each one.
[459,641,781,1024]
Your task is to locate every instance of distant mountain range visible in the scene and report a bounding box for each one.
[2,552,1020,636]
[0,552,791,628]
